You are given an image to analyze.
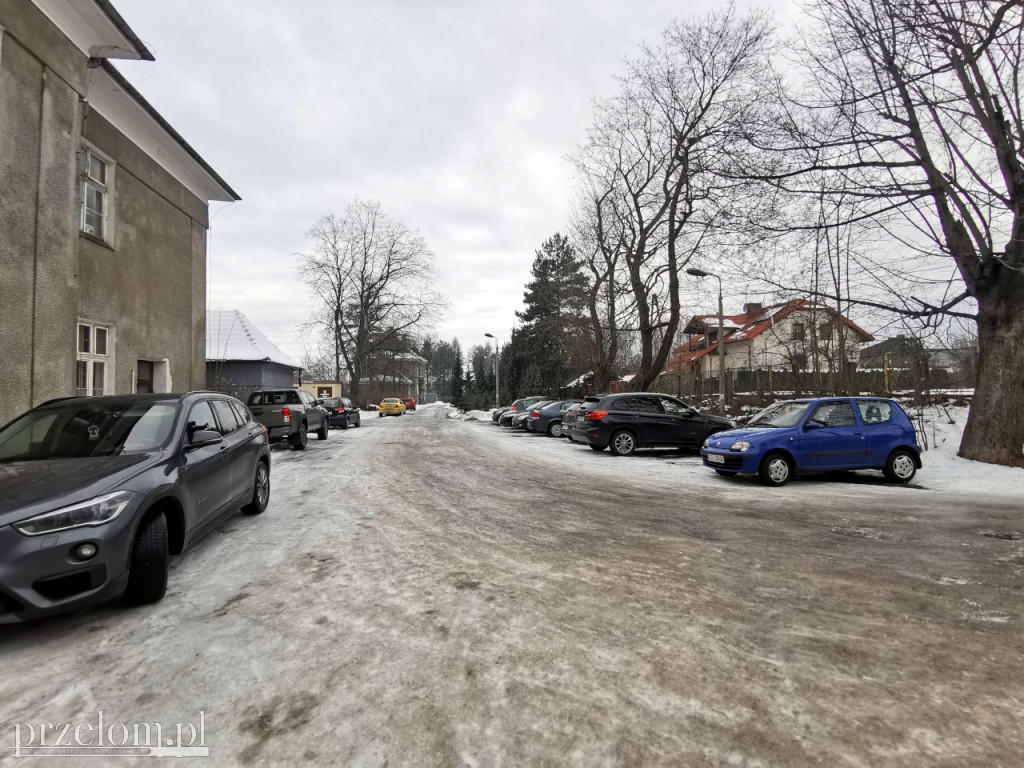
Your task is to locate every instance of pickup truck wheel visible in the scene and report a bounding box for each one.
[291,423,308,450]
[316,421,329,440]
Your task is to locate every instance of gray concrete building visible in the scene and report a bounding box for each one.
[0,0,239,426]
[206,310,301,403]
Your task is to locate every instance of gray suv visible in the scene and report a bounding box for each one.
[0,392,271,622]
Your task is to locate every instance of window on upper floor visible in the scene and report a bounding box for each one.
[791,321,806,341]
[80,147,114,242]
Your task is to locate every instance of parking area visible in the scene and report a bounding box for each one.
[2,403,1021,766]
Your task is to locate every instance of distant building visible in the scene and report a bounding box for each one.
[0,0,239,425]
[301,381,344,399]
[667,300,874,377]
[206,310,300,401]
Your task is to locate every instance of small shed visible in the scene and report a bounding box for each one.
[206,310,300,401]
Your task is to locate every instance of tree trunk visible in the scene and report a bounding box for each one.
[959,273,1024,468]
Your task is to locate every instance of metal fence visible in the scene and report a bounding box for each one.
[652,365,975,410]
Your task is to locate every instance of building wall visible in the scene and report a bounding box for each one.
[78,111,208,397]
[207,362,297,403]
[301,381,343,398]
[0,0,83,423]
[0,1,208,425]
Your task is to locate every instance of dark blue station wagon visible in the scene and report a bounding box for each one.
[700,398,922,487]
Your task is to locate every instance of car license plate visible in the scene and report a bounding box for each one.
[708,453,725,464]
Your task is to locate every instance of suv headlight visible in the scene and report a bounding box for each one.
[730,440,751,452]
[702,437,710,449]
[13,491,136,536]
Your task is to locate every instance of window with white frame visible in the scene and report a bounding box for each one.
[76,323,112,397]
[80,147,113,241]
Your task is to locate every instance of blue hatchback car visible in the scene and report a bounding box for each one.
[700,397,922,487]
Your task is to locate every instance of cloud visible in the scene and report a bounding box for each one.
[114,0,793,357]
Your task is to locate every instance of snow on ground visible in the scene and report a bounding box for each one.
[447,401,1024,502]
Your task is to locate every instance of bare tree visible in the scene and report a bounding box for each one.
[572,3,778,392]
[759,0,1024,466]
[297,199,446,403]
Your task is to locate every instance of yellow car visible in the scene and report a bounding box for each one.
[378,398,406,417]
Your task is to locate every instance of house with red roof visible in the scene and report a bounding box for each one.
[666,300,875,379]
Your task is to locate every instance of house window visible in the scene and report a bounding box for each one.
[76,323,112,397]
[81,148,113,241]
[791,322,806,341]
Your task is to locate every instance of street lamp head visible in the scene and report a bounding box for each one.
[484,332,494,339]
[686,267,711,278]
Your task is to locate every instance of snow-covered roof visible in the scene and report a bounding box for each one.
[206,310,300,369]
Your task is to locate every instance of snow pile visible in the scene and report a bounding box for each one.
[914,406,1024,499]
[444,404,493,421]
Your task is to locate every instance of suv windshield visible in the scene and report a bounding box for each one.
[0,401,179,461]
[747,401,813,429]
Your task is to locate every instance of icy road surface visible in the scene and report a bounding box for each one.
[2,402,1022,766]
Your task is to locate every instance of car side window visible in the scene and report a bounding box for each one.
[620,397,659,413]
[857,400,892,425]
[809,401,857,428]
[658,398,688,415]
[230,401,253,425]
[211,400,242,434]
[186,401,218,435]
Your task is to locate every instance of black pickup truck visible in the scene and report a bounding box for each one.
[246,389,329,450]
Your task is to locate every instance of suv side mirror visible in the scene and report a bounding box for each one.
[804,421,822,430]
[186,429,223,450]
[315,399,324,405]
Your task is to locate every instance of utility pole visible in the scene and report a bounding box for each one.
[686,268,726,408]
[484,332,500,408]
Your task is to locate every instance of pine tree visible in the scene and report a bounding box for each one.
[451,339,464,404]
[516,233,590,392]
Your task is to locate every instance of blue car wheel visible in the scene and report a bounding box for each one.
[884,449,917,482]
[759,452,793,487]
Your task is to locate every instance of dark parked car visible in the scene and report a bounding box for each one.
[499,397,546,427]
[525,399,582,437]
[569,392,734,456]
[0,392,271,622]
[511,401,554,430]
[700,397,922,486]
[321,397,361,429]
[560,402,583,438]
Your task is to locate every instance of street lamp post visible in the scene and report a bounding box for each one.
[686,267,725,408]
[484,332,500,409]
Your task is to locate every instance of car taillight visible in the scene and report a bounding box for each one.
[282,407,292,423]
[584,411,608,421]
[531,411,540,417]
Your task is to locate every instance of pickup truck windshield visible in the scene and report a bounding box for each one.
[249,391,299,405]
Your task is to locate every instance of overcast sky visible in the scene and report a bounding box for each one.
[113,0,798,361]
